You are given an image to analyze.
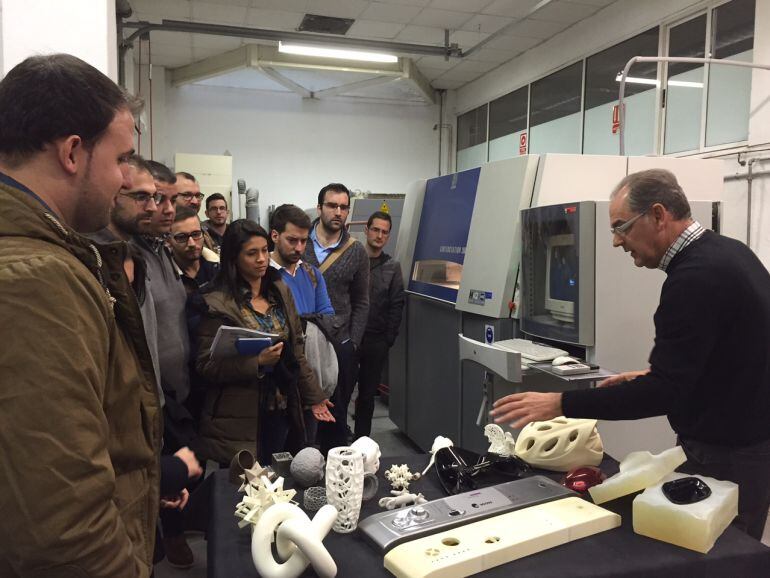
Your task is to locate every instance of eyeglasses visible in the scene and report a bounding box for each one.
[208,206,228,212]
[178,192,205,201]
[120,191,163,205]
[171,230,203,244]
[367,226,390,236]
[322,201,350,212]
[610,210,647,236]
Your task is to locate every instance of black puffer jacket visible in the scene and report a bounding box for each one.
[365,253,405,345]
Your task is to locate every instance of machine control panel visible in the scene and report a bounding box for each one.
[359,475,575,553]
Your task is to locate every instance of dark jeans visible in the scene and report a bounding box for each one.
[679,436,770,540]
[355,334,389,438]
[318,339,358,454]
[257,408,290,465]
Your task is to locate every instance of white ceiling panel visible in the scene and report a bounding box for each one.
[359,2,422,24]
[411,8,473,29]
[144,31,193,46]
[394,25,445,45]
[342,78,426,102]
[481,0,543,18]
[459,13,515,35]
[437,67,484,82]
[447,59,498,74]
[372,0,431,5]
[416,55,459,70]
[505,18,570,39]
[483,33,540,52]
[530,1,600,24]
[191,2,248,25]
[251,0,307,11]
[131,0,192,21]
[347,19,405,39]
[428,0,496,13]
[195,68,290,91]
[575,0,617,6]
[465,46,518,63]
[143,42,194,62]
[418,66,449,80]
[246,9,305,30]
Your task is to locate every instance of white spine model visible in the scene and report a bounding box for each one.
[379,489,428,510]
[325,447,364,533]
[421,435,454,476]
[251,502,338,578]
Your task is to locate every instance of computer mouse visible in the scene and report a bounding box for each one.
[552,356,580,366]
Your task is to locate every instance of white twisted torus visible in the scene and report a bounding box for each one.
[251,502,338,578]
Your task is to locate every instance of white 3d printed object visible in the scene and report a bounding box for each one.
[422,436,454,476]
[291,447,326,487]
[351,436,381,475]
[484,424,516,457]
[384,497,620,578]
[633,472,738,553]
[251,502,338,578]
[325,447,364,533]
[379,489,428,510]
[588,446,687,505]
[515,417,603,472]
[385,464,422,491]
[234,475,296,529]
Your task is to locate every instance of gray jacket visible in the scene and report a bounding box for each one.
[132,236,191,403]
[304,223,369,346]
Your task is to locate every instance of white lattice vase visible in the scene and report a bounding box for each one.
[325,447,364,533]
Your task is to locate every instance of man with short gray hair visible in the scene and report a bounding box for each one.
[492,168,770,540]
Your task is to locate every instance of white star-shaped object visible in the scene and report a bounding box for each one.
[234,474,297,528]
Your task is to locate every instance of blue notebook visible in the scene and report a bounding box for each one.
[234,337,274,356]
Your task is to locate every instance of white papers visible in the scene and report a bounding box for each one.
[210,325,279,359]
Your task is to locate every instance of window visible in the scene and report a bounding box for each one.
[457,105,488,171]
[488,87,528,162]
[529,62,583,154]
[705,0,754,146]
[583,27,659,155]
[663,15,707,154]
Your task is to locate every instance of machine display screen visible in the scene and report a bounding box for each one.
[548,239,578,302]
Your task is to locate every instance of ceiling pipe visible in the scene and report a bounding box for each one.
[121,19,462,59]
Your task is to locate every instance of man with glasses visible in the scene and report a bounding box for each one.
[201,192,229,253]
[355,211,405,439]
[175,171,204,211]
[304,183,369,451]
[492,169,770,540]
[168,205,219,296]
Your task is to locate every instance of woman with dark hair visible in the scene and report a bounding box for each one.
[195,219,334,465]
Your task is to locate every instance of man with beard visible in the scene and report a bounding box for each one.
[303,184,369,450]
[168,205,219,296]
[201,192,229,254]
[0,54,160,577]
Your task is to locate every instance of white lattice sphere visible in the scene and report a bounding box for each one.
[290,447,326,487]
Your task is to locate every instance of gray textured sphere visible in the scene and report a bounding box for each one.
[290,447,326,487]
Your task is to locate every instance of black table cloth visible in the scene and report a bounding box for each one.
[208,455,770,577]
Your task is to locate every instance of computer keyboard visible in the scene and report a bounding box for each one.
[493,338,568,362]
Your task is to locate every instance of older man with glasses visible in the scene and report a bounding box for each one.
[175,171,204,211]
[492,168,770,542]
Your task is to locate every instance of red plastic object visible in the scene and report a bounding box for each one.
[561,466,606,493]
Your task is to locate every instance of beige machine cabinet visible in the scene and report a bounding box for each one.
[174,153,233,220]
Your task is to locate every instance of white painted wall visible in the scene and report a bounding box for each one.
[0,0,117,79]
[156,81,439,224]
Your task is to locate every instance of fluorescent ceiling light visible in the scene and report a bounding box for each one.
[278,42,398,63]
[615,74,703,88]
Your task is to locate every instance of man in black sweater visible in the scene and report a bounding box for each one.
[492,169,770,539]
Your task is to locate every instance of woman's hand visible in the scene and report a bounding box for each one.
[257,342,284,367]
[597,368,650,388]
[311,399,335,422]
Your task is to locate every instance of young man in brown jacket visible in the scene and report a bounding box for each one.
[0,55,162,577]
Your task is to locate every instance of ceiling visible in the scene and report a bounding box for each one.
[125,0,618,100]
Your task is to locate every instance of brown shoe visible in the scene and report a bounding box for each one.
[164,533,194,569]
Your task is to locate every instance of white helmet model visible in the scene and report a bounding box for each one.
[514,417,603,472]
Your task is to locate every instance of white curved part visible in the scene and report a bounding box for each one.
[251,502,338,578]
[422,435,454,476]
[589,446,687,505]
[484,424,516,457]
[515,417,603,472]
[379,489,428,510]
[351,436,381,475]
[326,447,364,533]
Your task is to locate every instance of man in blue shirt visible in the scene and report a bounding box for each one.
[269,204,334,316]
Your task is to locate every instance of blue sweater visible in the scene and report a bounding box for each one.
[272,261,335,316]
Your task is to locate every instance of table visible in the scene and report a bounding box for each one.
[208,455,770,577]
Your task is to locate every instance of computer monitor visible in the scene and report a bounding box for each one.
[545,234,577,323]
[520,202,595,346]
